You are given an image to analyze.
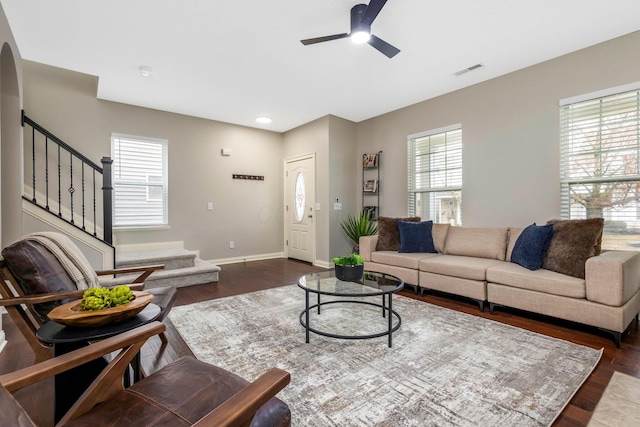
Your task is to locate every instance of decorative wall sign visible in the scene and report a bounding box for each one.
[232,174,265,180]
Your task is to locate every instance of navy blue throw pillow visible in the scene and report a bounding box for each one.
[511,223,554,270]
[398,220,437,253]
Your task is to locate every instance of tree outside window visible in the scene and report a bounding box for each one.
[561,88,640,249]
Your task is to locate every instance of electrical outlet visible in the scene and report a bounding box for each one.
[229,241,234,249]
[207,202,213,210]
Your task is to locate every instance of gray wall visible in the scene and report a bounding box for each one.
[282,115,359,263]
[18,29,640,265]
[0,4,23,248]
[282,116,330,264]
[356,31,640,228]
[23,61,285,262]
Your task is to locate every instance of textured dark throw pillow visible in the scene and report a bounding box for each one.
[542,218,605,279]
[398,220,437,253]
[510,223,554,271]
[376,216,421,251]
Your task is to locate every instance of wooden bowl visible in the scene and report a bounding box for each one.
[47,291,154,328]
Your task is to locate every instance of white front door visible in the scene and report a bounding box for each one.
[285,155,315,263]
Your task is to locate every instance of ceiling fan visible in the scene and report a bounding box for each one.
[300,0,400,59]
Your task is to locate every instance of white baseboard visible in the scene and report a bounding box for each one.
[208,252,331,269]
[314,260,332,269]
[208,252,285,265]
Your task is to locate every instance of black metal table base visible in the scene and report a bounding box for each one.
[300,292,402,347]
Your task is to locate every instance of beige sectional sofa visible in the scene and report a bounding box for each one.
[360,223,640,347]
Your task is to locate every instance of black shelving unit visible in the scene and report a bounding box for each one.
[362,151,381,219]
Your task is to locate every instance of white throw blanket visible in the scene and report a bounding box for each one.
[19,232,99,290]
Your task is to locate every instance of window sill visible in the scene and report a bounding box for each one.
[114,225,171,232]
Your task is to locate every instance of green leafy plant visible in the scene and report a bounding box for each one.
[340,212,378,247]
[332,253,365,266]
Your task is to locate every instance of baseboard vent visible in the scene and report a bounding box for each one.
[454,63,484,76]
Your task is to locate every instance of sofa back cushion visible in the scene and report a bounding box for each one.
[506,227,524,261]
[432,223,450,253]
[376,216,420,251]
[443,227,509,261]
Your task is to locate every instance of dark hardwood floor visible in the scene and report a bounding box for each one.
[1,258,638,426]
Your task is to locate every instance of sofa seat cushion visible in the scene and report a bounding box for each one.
[487,262,585,299]
[371,251,438,270]
[418,255,503,281]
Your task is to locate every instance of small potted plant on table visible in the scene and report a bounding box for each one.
[332,253,365,282]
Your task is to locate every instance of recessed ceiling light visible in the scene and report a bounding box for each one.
[256,116,272,124]
[138,66,153,77]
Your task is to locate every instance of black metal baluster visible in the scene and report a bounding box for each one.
[93,169,97,237]
[81,162,86,231]
[58,145,62,217]
[32,126,36,202]
[69,152,75,224]
[45,136,50,210]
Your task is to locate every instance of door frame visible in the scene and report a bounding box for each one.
[283,152,316,264]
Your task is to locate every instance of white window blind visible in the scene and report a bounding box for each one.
[111,134,168,227]
[560,87,640,250]
[408,126,462,224]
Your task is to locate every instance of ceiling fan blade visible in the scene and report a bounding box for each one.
[360,0,388,27]
[300,33,349,45]
[368,34,400,58]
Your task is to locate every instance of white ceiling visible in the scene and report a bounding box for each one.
[2,0,640,132]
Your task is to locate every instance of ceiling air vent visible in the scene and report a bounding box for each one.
[453,63,483,76]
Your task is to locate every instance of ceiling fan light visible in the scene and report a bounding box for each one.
[351,31,370,44]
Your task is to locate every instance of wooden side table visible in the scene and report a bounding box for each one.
[37,303,161,422]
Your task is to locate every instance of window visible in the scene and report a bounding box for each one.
[560,84,640,250]
[408,125,462,224]
[111,134,168,227]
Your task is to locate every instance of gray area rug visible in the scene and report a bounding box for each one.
[168,285,602,426]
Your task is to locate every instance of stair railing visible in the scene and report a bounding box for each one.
[21,111,113,245]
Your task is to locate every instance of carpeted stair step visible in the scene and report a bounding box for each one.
[116,248,197,270]
[102,247,221,289]
[100,258,220,289]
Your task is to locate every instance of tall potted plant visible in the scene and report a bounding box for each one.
[340,212,378,252]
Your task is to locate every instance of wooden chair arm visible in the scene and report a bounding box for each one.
[0,289,86,306]
[96,264,165,284]
[0,321,165,393]
[0,282,154,306]
[192,368,291,427]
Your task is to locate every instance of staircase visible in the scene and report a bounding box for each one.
[22,112,221,288]
[100,247,220,289]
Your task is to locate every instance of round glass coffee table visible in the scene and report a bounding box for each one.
[297,270,404,347]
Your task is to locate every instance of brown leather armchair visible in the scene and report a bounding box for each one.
[0,236,177,363]
[0,322,292,426]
